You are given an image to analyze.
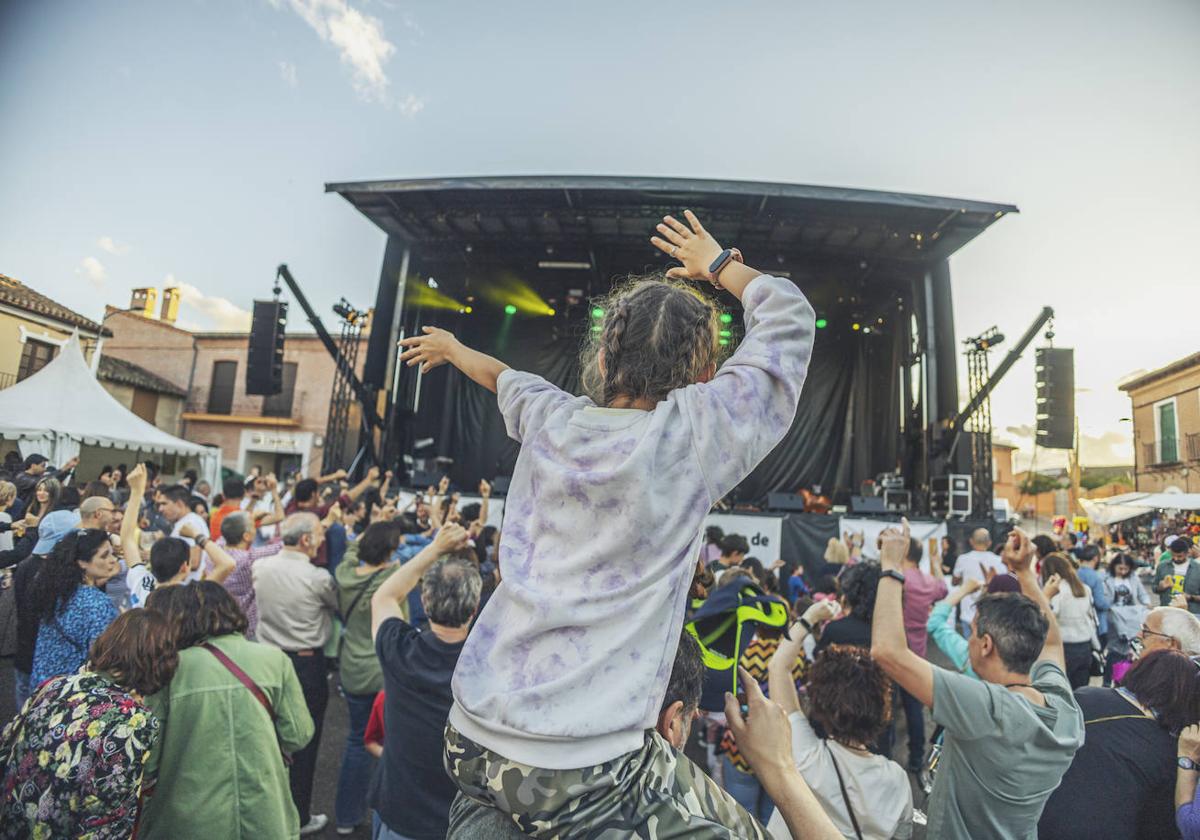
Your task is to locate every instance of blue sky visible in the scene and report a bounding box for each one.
[2,0,1198,467]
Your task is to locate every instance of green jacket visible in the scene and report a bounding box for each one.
[334,541,400,695]
[140,633,314,839]
[1153,556,1200,612]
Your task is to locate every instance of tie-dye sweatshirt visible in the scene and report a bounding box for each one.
[449,274,815,769]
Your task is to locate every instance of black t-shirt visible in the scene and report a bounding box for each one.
[1037,687,1178,840]
[370,617,465,839]
[813,613,872,655]
[12,553,42,673]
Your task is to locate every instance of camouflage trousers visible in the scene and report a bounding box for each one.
[443,724,771,840]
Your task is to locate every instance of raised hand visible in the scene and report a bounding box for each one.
[650,210,724,283]
[1003,527,1036,575]
[438,475,451,495]
[1043,573,1062,599]
[399,327,461,374]
[879,518,910,572]
[433,522,470,554]
[479,479,491,498]
[802,599,840,627]
[127,463,148,494]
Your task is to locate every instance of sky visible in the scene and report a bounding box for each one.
[2,0,1198,469]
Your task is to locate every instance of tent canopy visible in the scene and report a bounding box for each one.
[0,334,219,485]
[1080,491,1200,525]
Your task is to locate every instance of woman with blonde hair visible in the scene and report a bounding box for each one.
[0,480,19,553]
[824,536,849,568]
[1042,551,1096,689]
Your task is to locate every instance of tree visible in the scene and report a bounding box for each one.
[1020,473,1061,496]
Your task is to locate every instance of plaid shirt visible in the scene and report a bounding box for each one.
[221,538,283,639]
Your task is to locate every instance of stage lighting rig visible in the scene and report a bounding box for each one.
[332,298,363,325]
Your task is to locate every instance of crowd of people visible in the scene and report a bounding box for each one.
[2,212,1200,839]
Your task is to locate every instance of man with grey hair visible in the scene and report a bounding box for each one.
[219,508,283,639]
[254,511,337,836]
[368,522,474,840]
[1137,605,1200,657]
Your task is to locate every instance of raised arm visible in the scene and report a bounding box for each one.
[371,523,468,640]
[346,466,380,503]
[725,667,841,840]
[399,329,510,394]
[871,519,935,707]
[477,479,491,525]
[257,474,286,527]
[179,522,236,584]
[770,601,839,715]
[120,464,149,568]
[1006,527,1066,671]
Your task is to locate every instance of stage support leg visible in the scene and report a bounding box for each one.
[362,237,411,468]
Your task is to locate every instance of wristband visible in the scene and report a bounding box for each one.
[798,617,813,634]
[195,535,208,549]
[880,569,906,585]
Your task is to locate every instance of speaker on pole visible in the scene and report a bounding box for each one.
[1035,347,1074,450]
[246,300,288,396]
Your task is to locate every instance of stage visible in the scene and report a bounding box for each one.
[326,175,1016,509]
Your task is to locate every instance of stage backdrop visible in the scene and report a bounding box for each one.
[421,301,905,503]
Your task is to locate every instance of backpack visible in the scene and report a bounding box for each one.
[685,577,789,711]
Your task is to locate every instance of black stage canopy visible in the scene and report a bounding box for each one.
[327,175,1016,501]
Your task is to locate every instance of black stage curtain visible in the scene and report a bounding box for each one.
[418,310,903,499]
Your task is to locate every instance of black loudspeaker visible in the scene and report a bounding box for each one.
[850,495,887,514]
[246,300,288,396]
[767,492,808,512]
[1035,348,1074,450]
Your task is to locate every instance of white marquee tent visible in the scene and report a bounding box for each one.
[0,334,220,488]
[1080,491,1200,525]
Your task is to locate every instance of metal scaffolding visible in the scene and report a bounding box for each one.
[965,328,1000,518]
[322,302,366,473]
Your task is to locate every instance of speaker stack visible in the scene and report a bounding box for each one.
[246,300,288,396]
[1035,348,1075,450]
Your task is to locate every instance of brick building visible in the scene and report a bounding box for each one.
[0,273,108,389]
[102,301,368,476]
[1120,352,1200,493]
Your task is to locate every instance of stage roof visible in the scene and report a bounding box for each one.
[326,175,1017,267]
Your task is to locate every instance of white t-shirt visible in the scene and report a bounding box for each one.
[0,511,12,552]
[171,512,209,580]
[766,712,913,840]
[1051,586,1095,643]
[126,565,157,610]
[953,550,1006,625]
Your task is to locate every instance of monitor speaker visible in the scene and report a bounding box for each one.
[767,492,808,512]
[1035,348,1074,449]
[246,300,288,396]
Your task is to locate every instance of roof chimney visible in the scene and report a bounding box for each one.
[161,287,180,324]
[130,288,158,319]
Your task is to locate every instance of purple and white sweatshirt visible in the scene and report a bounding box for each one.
[449,274,815,769]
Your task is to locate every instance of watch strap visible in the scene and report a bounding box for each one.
[1180,756,1198,771]
[881,569,906,585]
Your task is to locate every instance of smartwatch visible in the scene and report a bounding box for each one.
[881,569,906,585]
[707,248,743,287]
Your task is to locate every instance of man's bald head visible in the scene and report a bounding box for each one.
[79,494,116,529]
[971,528,992,550]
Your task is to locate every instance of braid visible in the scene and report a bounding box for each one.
[602,297,632,404]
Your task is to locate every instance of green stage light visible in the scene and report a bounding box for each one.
[719,313,733,325]
[504,304,518,315]
[591,307,605,319]
[591,324,602,333]
[718,338,730,346]
[815,318,828,329]
[719,329,732,338]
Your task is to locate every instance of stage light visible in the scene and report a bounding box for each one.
[718,338,730,346]
[481,271,556,316]
[719,329,732,338]
[407,283,468,312]
[862,326,872,334]
[591,324,602,333]
[504,304,518,315]
[462,306,473,314]
[815,318,828,329]
[719,313,733,325]
[591,307,604,319]
[852,323,861,331]
[548,308,556,316]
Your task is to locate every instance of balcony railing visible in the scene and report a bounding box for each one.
[1189,433,1200,462]
[0,372,16,391]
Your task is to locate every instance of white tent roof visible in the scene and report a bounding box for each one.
[0,334,210,457]
[1081,491,1200,525]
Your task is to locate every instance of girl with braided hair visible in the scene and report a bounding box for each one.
[400,210,818,838]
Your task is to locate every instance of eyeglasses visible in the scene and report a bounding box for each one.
[1140,624,1174,641]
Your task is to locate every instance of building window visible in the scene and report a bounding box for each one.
[208,361,237,415]
[262,362,298,418]
[1156,399,1179,463]
[17,338,57,381]
[131,389,159,424]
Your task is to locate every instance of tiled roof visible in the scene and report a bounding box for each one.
[0,274,112,336]
[98,354,188,397]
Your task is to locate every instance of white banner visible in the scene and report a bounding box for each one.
[838,516,948,576]
[703,513,785,561]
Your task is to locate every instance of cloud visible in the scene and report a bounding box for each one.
[173,277,253,331]
[274,0,395,102]
[278,60,299,87]
[395,92,424,116]
[96,236,131,256]
[76,256,108,289]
